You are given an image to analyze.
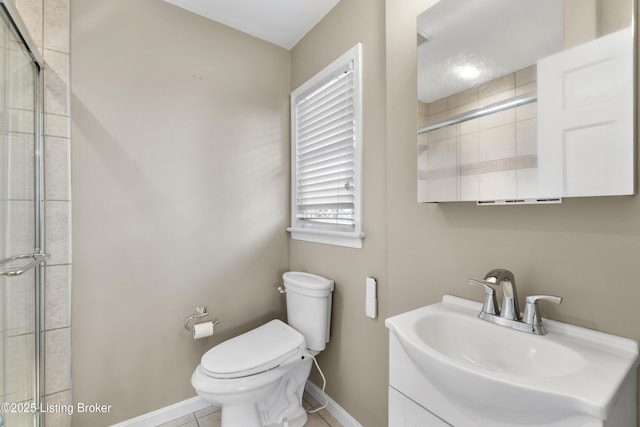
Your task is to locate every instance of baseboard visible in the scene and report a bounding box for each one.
[304,381,363,427]
[111,382,360,427]
[110,396,214,427]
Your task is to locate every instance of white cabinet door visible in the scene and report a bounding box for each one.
[389,387,451,427]
[537,27,634,197]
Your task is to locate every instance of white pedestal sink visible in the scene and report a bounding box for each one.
[386,295,640,426]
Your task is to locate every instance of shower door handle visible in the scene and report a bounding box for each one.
[0,252,49,278]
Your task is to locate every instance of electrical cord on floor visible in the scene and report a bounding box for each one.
[306,355,329,414]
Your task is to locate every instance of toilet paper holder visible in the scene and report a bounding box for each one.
[184,305,219,332]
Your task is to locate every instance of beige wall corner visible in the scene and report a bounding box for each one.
[290,0,389,426]
[387,0,640,419]
[70,0,291,424]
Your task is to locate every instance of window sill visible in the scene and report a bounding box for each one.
[287,227,364,249]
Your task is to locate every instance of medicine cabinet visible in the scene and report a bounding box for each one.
[417,0,635,203]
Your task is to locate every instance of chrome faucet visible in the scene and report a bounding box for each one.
[483,269,520,320]
[522,295,563,334]
[469,269,562,335]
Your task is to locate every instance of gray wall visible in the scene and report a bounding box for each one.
[70,1,290,424]
[292,0,640,425]
[289,1,389,426]
[70,0,640,426]
[386,0,640,422]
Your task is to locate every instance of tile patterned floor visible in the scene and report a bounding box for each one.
[155,392,343,427]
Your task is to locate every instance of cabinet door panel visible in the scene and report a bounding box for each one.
[389,387,452,427]
[537,27,634,197]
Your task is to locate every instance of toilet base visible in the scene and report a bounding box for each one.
[256,358,312,427]
[263,410,307,427]
[221,405,262,426]
[221,403,308,427]
[194,356,314,427]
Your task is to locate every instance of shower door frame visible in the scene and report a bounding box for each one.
[0,0,46,425]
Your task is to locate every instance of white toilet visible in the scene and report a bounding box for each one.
[191,271,334,427]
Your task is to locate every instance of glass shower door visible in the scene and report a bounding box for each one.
[0,1,45,426]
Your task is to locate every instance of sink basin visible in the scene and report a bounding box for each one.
[386,295,640,424]
[418,309,586,379]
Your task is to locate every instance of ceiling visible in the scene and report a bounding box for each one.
[163,0,341,50]
[417,0,563,103]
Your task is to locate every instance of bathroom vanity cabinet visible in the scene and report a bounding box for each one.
[388,332,637,426]
[388,385,449,426]
[388,333,452,426]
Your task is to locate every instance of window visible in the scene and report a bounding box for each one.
[287,43,363,248]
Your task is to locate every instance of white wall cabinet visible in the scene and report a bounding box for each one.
[537,27,634,197]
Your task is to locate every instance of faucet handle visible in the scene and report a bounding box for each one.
[469,279,500,315]
[522,295,562,326]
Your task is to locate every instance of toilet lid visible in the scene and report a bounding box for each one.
[201,319,305,379]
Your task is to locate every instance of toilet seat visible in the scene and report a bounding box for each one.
[201,319,306,379]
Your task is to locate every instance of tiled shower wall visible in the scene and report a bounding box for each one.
[417,65,538,202]
[13,0,72,425]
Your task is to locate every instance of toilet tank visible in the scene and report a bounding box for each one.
[283,272,334,352]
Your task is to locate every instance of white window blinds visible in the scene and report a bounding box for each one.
[289,44,363,248]
[295,65,355,228]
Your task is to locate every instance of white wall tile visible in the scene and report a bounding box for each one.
[5,269,35,337]
[2,409,35,427]
[6,334,35,403]
[7,133,34,200]
[460,174,479,200]
[515,65,537,86]
[449,100,479,116]
[423,177,457,202]
[45,136,71,201]
[419,65,539,202]
[418,101,428,116]
[420,126,449,143]
[480,88,515,107]
[516,119,537,156]
[14,0,73,418]
[7,200,34,256]
[44,390,73,427]
[517,168,539,199]
[44,49,70,116]
[478,170,517,200]
[426,97,447,115]
[459,133,478,165]
[45,201,71,265]
[45,264,71,330]
[45,327,71,394]
[0,109,35,134]
[478,124,516,162]
[426,138,457,171]
[14,0,43,49]
[479,73,514,99]
[44,114,71,138]
[9,49,36,111]
[448,86,478,109]
[515,82,536,96]
[459,117,478,135]
[478,108,514,131]
[44,0,70,54]
[424,110,447,127]
[515,102,537,122]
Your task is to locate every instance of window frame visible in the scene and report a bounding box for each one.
[287,43,364,249]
